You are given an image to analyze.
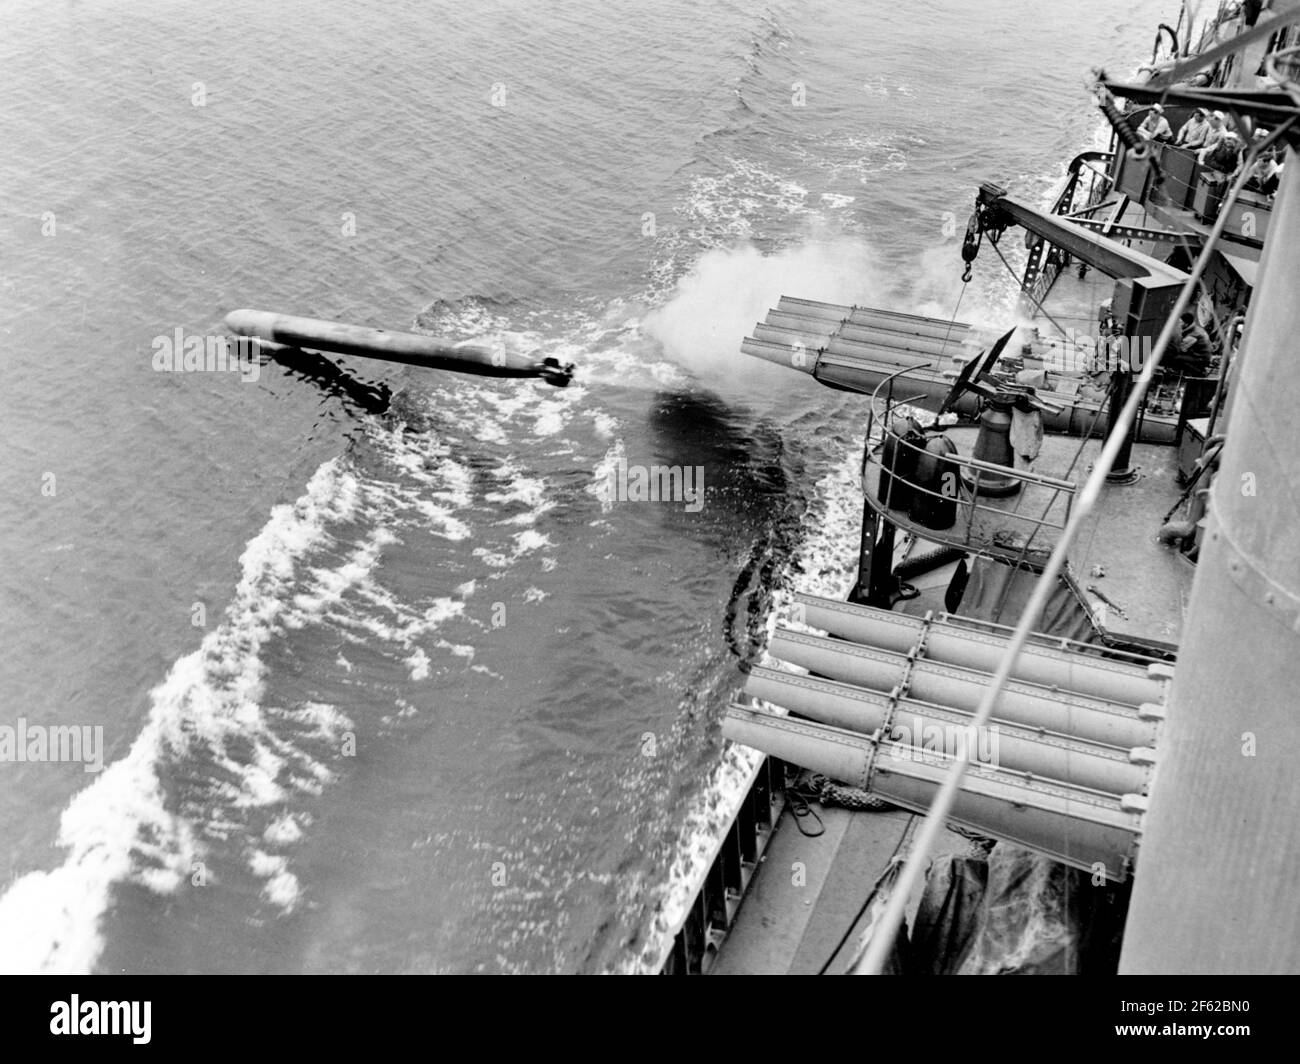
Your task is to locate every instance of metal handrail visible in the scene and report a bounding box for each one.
[862,362,938,470]
[868,431,1077,493]
[865,443,1077,539]
[862,365,1079,548]
[937,608,1166,666]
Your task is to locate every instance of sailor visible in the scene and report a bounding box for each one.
[1242,139,1284,195]
[1199,126,1241,169]
[1166,312,1214,378]
[1197,111,1228,154]
[1175,108,1211,149]
[1227,310,1247,360]
[1244,146,1283,195]
[1138,104,1173,142]
[1197,129,1244,219]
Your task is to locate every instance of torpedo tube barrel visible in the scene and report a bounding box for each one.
[744,666,1153,796]
[765,631,1159,749]
[795,594,1166,706]
[741,301,1181,442]
[723,706,1140,878]
[224,309,573,385]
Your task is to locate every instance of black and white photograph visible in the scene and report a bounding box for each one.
[0,0,1295,1033]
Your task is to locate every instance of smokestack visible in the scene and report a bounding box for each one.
[1119,150,1300,973]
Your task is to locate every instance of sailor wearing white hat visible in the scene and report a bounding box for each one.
[1198,125,1245,220]
[1198,111,1230,159]
[1175,107,1211,148]
[1138,103,1173,142]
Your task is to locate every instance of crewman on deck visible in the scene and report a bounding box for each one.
[1198,111,1228,154]
[1245,147,1284,195]
[1166,312,1214,378]
[1200,127,1242,169]
[1138,104,1173,142]
[1197,129,1244,220]
[1175,108,1212,148]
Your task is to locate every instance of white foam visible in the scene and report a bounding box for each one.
[386,698,419,723]
[0,459,365,974]
[410,499,472,541]
[364,430,476,530]
[406,647,431,681]
[511,530,551,558]
[485,467,554,528]
[343,582,466,648]
[435,640,475,661]
[642,233,888,383]
[588,439,625,514]
[627,443,862,973]
[820,192,856,208]
[248,850,300,911]
[288,701,352,740]
[289,531,394,624]
[264,814,304,846]
[532,406,566,438]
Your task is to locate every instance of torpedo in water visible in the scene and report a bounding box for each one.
[223,308,575,386]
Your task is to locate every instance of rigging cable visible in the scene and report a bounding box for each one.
[816,819,912,975]
[937,282,968,364]
[986,236,1072,339]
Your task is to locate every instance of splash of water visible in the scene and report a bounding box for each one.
[641,233,889,385]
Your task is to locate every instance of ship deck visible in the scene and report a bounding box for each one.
[713,425,1190,972]
[1023,197,1209,652]
[711,166,1217,974]
[867,426,1193,652]
[1066,441,1194,650]
[711,802,974,974]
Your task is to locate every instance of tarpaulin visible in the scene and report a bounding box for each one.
[954,554,1096,642]
[908,844,1130,974]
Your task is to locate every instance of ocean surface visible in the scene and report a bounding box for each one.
[0,0,1165,973]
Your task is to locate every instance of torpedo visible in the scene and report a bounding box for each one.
[223,308,574,386]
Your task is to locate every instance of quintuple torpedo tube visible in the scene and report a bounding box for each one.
[223,308,574,387]
[724,595,1171,881]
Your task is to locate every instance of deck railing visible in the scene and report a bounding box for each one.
[1021,149,1115,308]
[862,366,1078,553]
